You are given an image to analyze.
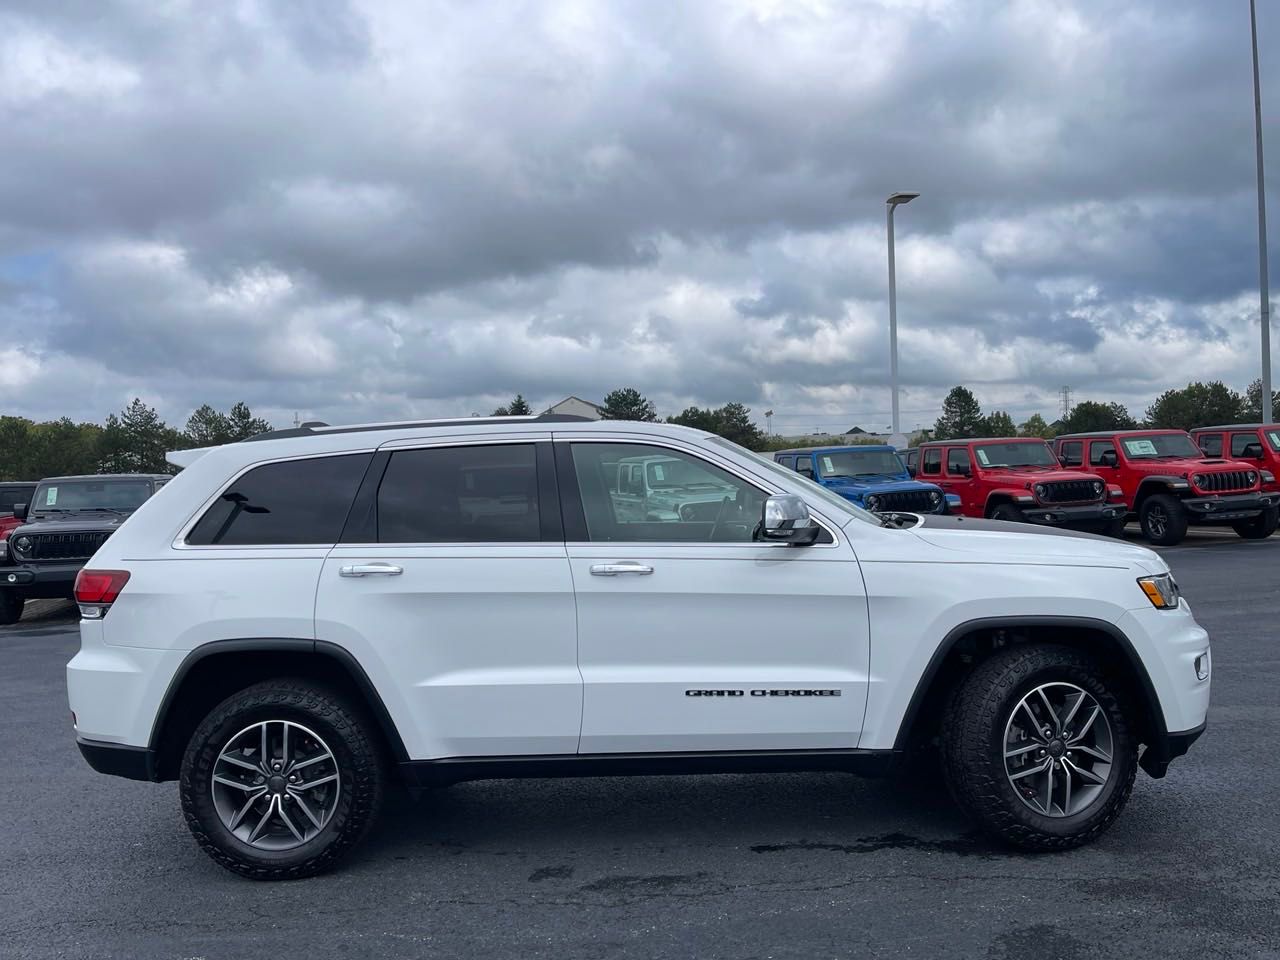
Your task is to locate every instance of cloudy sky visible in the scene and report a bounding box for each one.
[0,0,1275,434]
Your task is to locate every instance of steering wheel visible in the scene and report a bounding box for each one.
[706,495,733,541]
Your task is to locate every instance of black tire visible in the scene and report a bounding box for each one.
[0,590,24,625]
[1139,493,1188,546]
[180,679,385,880]
[989,503,1023,522]
[1102,517,1128,538]
[942,644,1138,851]
[1231,505,1279,540]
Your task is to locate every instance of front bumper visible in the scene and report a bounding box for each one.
[1182,491,1280,522]
[0,561,84,598]
[1138,722,1206,779]
[1016,502,1126,527]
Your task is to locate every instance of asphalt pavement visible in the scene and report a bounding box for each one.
[1,530,1278,959]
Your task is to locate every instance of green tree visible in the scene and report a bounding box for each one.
[186,402,272,445]
[602,387,657,422]
[492,394,532,416]
[1018,413,1055,439]
[224,402,271,440]
[0,416,35,479]
[1242,378,1280,421]
[983,410,1017,437]
[101,399,177,473]
[668,402,764,449]
[1061,400,1137,434]
[1145,381,1243,431]
[933,387,985,440]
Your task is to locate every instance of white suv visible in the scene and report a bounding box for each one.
[67,416,1210,879]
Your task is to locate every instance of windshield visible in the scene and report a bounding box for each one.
[1120,434,1202,460]
[31,479,152,513]
[644,458,729,490]
[973,441,1057,468]
[817,450,905,478]
[705,437,882,526]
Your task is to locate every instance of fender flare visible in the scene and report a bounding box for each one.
[1134,476,1187,505]
[891,615,1166,752]
[147,637,409,763]
[982,489,1027,516]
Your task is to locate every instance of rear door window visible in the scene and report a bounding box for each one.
[187,454,371,545]
[378,444,540,542]
[1197,433,1223,457]
[921,448,942,475]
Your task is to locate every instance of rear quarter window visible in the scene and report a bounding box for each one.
[187,454,372,545]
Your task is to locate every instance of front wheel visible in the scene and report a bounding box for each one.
[989,504,1023,523]
[1232,505,1279,540]
[1139,494,1188,546]
[942,644,1137,850]
[1102,516,1128,538]
[0,590,24,625]
[180,679,385,880]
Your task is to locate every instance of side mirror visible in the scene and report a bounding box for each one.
[906,464,918,478]
[1243,442,1265,460]
[12,503,27,521]
[1099,451,1118,468]
[957,463,971,477]
[759,494,820,545]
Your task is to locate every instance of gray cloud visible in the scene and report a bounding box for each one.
[0,0,1275,432]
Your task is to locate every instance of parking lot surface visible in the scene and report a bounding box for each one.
[1,531,1277,959]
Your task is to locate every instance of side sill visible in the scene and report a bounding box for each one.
[400,748,899,789]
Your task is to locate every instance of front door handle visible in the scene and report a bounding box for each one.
[589,561,655,577]
[339,562,404,578]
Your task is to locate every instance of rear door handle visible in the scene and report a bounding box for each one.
[339,562,404,578]
[589,561,654,576]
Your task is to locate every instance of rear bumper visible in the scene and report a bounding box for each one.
[1183,492,1280,522]
[1017,502,1126,526]
[1138,721,1205,779]
[76,738,159,782]
[0,561,82,597]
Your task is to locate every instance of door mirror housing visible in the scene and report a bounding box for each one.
[956,463,971,477]
[906,464,917,478]
[12,503,27,521]
[1098,450,1118,468]
[759,494,821,545]
[1242,442,1265,460]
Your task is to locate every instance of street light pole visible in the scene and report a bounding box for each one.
[886,192,919,439]
[1251,0,1273,423]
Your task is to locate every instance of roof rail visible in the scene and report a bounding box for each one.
[240,413,594,443]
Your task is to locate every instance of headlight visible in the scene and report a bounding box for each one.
[1033,484,1047,499]
[865,495,880,511]
[13,536,30,554]
[929,490,941,503]
[1192,474,1205,487]
[1092,481,1104,496]
[1246,471,1258,485]
[1137,573,1180,609]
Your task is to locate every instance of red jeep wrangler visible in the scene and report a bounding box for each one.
[914,438,1126,533]
[0,482,37,559]
[1191,424,1280,496]
[1054,429,1279,545]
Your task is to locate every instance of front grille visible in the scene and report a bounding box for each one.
[1039,480,1102,504]
[1196,470,1253,494]
[14,531,111,562]
[873,490,937,513]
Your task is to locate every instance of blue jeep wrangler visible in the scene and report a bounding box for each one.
[773,445,954,514]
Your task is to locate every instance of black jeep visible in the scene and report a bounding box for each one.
[0,474,169,624]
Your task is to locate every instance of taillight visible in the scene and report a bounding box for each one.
[74,569,130,619]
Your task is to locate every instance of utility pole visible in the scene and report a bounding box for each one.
[1250,0,1273,423]
[1059,387,1072,421]
[886,191,920,446]
[764,409,774,435]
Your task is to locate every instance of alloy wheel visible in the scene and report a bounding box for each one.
[211,720,341,851]
[1003,682,1114,818]
[1146,506,1168,538]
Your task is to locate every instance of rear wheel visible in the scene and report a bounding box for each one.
[1231,505,1279,540]
[989,503,1023,523]
[0,590,24,625]
[942,644,1137,850]
[180,679,385,880]
[1139,494,1188,546]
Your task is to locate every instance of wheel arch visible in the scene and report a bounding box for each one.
[892,616,1166,754]
[148,638,409,782]
[982,490,1021,517]
[1133,477,1186,510]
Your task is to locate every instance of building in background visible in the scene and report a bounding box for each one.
[543,396,605,420]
